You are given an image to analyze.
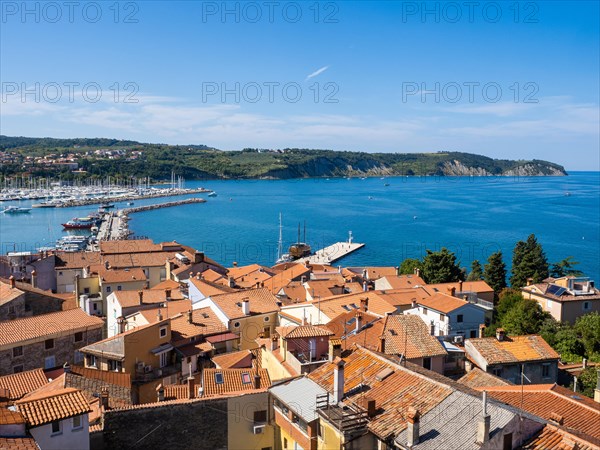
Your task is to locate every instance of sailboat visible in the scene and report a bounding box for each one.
[275,213,293,264]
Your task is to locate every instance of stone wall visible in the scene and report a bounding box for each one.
[99,397,229,450]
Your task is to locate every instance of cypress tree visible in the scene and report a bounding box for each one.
[484,251,507,296]
[467,260,483,281]
[510,234,549,287]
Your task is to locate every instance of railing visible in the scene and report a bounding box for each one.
[286,351,329,374]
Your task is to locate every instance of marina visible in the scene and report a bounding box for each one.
[296,232,365,265]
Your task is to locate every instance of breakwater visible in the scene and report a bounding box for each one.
[53,188,211,208]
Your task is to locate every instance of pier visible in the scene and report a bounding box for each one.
[297,232,365,265]
[52,188,210,208]
[94,197,207,244]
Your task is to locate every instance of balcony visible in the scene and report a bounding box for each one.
[285,350,329,375]
[134,362,181,383]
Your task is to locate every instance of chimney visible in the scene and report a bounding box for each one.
[362,268,368,280]
[447,286,456,297]
[194,251,204,263]
[156,384,165,402]
[187,310,193,323]
[228,276,235,288]
[411,298,417,308]
[233,261,238,267]
[415,268,420,277]
[253,374,261,389]
[476,391,491,444]
[63,362,71,373]
[583,358,588,369]
[479,324,486,338]
[338,265,342,274]
[138,290,144,305]
[187,376,195,399]
[100,388,109,409]
[30,270,37,289]
[157,308,163,322]
[406,407,420,447]
[363,281,368,292]
[594,369,600,404]
[242,298,250,316]
[360,297,369,312]
[359,396,377,418]
[496,328,505,341]
[458,281,463,292]
[379,336,385,353]
[117,316,126,334]
[9,275,15,289]
[355,311,363,333]
[165,289,171,300]
[527,278,534,286]
[329,340,341,361]
[333,357,345,403]
[301,276,307,284]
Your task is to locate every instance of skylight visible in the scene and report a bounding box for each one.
[215,373,224,384]
[241,372,251,384]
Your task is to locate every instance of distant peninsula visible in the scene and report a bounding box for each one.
[0,135,567,180]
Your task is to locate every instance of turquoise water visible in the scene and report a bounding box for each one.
[1,173,599,280]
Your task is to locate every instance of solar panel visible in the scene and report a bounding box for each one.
[547,285,566,296]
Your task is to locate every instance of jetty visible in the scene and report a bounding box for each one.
[297,232,365,265]
[94,197,206,244]
[52,187,209,208]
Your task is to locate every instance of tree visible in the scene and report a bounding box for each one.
[484,251,507,296]
[420,248,463,284]
[510,234,549,287]
[550,256,584,278]
[467,260,483,281]
[574,312,600,359]
[573,367,600,398]
[501,298,552,335]
[398,258,422,276]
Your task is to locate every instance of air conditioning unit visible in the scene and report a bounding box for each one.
[253,425,265,435]
[144,365,153,373]
[453,335,464,344]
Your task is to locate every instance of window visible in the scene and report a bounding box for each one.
[13,346,23,357]
[106,286,111,293]
[318,423,324,440]
[542,363,550,378]
[108,360,122,372]
[284,438,288,449]
[254,410,267,423]
[117,285,122,291]
[241,372,252,384]
[470,330,477,338]
[457,314,464,323]
[492,367,502,377]
[439,313,444,321]
[45,356,56,369]
[264,316,270,322]
[233,321,240,328]
[83,287,90,294]
[93,303,98,311]
[422,307,428,315]
[58,271,63,276]
[583,301,591,311]
[423,357,432,370]
[159,326,167,338]
[72,415,82,430]
[45,339,54,350]
[74,350,83,364]
[503,433,513,450]
[13,365,23,373]
[87,354,97,368]
[51,420,61,435]
[159,352,169,368]
[215,372,224,384]
[74,332,83,342]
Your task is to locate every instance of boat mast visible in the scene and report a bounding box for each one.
[277,213,283,261]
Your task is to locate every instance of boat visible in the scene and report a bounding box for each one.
[127,202,134,206]
[100,203,115,209]
[208,191,217,197]
[384,183,390,186]
[2,206,31,214]
[62,216,99,229]
[276,219,312,263]
[32,202,56,208]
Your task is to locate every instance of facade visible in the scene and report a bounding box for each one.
[0,278,27,321]
[522,276,600,324]
[0,308,104,375]
[464,330,560,384]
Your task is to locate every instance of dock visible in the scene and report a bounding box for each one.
[297,232,365,265]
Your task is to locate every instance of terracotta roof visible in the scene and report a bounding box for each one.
[307,291,396,319]
[466,334,560,364]
[99,239,162,254]
[70,366,131,388]
[425,280,494,294]
[0,308,104,348]
[188,277,236,297]
[205,333,238,344]
[170,308,228,346]
[457,367,512,389]
[16,388,90,427]
[198,269,226,284]
[134,300,193,323]
[0,369,48,400]
[113,290,185,308]
[346,266,398,280]
[417,292,470,314]
[305,279,348,300]
[149,279,181,291]
[212,350,253,369]
[279,282,307,303]
[226,264,276,288]
[523,283,600,302]
[209,288,279,320]
[98,267,146,283]
[202,368,270,396]
[276,324,334,339]
[0,407,26,425]
[0,436,38,450]
[0,281,24,306]
[376,287,431,307]
[264,264,312,293]
[378,275,426,289]
[325,310,382,339]
[103,252,175,269]
[382,315,447,358]
[522,424,600,450]
[55,251,101,269]
[481,384,600,441]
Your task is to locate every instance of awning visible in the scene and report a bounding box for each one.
[441,340,465,353]
[150,342,174,355]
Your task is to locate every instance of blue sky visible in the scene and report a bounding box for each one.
[1,1,598,170]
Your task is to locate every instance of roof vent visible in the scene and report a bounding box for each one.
[375,367,394,381]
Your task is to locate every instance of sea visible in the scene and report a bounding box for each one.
[1,172,599,281]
